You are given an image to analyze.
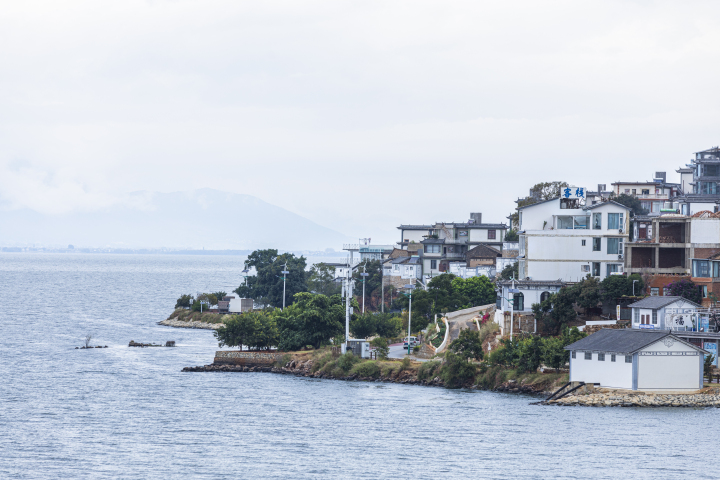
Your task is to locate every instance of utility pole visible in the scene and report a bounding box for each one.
[404,284,415,355]
[360,261,368,313]
[281,262,289,310]
[510,275,515,341]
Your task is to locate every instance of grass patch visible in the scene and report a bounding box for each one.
[275,353,292,368]
[417,361,441,381]
[350,361,380,378]
[380,362,400,377]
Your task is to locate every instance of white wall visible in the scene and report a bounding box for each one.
[690,218,720,243]
[569,352,633,390]
[402,229,427,244]
[468,228,505,242]
[637,342,701,391]
[688,202,717,216]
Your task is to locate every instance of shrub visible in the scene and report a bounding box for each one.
[413,345,421,353]
[331,367,346,377]
[400,357,411,371]
[275,353,292,368]
[440,352,477,388]
[311,352,335,373]
[370,337,390,359]
[449,329,484,362]
[337,352,361,372]
[417,360,441,381]
[351,361,381,378]
[381,363,400,377]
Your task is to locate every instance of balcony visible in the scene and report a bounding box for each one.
[443,251,465,260]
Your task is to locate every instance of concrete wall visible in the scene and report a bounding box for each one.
[402,229,427,244]
[637,339,702,391]
[469,228,504,242]
[569,351,633,389]
[690,218,720,243]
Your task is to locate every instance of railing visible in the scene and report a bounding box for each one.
[443,252,465,259]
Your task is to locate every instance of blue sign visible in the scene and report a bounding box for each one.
[575,187,585,198]
[563,187,572,198]
[638,324,655,329]
[704,342,718,366]
[700,316,710,332]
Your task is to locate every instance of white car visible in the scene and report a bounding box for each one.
[403,336,420,348]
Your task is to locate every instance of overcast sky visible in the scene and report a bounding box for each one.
[1,1,719,245]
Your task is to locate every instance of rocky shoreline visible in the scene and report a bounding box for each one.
[182,360,554,393]
[549,390,720,407]
[158,319,222,330]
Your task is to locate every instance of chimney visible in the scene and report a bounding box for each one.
[469,212,482,224]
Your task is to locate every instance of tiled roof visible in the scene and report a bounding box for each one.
[466,244,501,258]
[583,200,631,211]
[564,329,678,354]
[626,296,700,309]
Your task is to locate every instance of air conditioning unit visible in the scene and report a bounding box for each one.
[618,254,624,260]
[619,228,624,233]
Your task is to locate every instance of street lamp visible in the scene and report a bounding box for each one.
[360,261,369,313]
[241,268,250,288]
[404,284,415,355]
[281,262,290,310]
[633,279,638,296]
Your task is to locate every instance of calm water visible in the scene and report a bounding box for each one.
[1,253,718,479]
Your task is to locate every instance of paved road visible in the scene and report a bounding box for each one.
[387,344,429,362]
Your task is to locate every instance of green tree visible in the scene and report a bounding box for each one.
[575,276,601,313]
[516,335,543,373]
[273,292,347,351]
[667,278,702,304]
[214,312,278,350]
[370,337,390,360]
[449,329,484,362]
[611,193,648,217]
[504,229,519,242]
[350,312,377,339]
[499,262,519,280]
[451,276,496,308]
[600,273,644,308]
[307,263,341,296]
[531,287,577,335]
[235,249,309,308]
[175,294,193,308]
[439,351,477,388]
[704,354,715,384]
[375,314,403,338]
[541,336,566,372]
[352,260,383,309]
[212,291,227,302]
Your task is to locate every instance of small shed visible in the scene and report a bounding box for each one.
[565,329,707,392]
[627,296,700,330]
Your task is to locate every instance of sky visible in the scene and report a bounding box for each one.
[1,0,719,245]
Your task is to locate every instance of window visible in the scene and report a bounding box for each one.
[487,230,496,239]
[641,189,649,195]
[574,216,589,229]
[611,354,616,362]
[606,264,621,276]
[607,213,622,230]
[581,239,586,246]
[572,351,576,359]
[650,288,659,296]
[581,265,590,272]
[425,244,441,253]
[584,352,592,360]
[652,311,657,324]
[557,216,573,229]
[598,353,605,361]
[593,238,601,251]
[701,182,718,195]
[540,291,551,302]
[592,213,602,230]
[632,189,637,194]
[625,355,632,363]
[513,293,524,311]
[633,309,639,324]
[663,287,670,296]
[700,285,708,298]
[706,164,720,176]
[713,262,720,278]
[592,262,601,277]
[624,189,630,193]
[693,260,710,278]
[607,238,620,254]
[393,264,400,272]
[430,260,437,269]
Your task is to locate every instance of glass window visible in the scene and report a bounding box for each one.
[652,311,657,324]
[581,265,590,272]
[487,230,496,239]
[625,355,632,363]
[651,288,659,296]
[632,189,637,194]
[574,216,589,229]
[642,189,649,195]
[540,291,551,302]
[611,354,616,362]
[513,293,524,311]
[633,309,639,323]
[607,238,620,254]
[606,264,620,276]
[581,239,586,246]
[593,238,601,251]
[713,262,720,278]
[572,351,576,359]
[592,213,602,229]
[693,260,710,277]
[706,165,720,176]
[700,285,708,298]
[557,216,573,229]
[663,287,670,296]
[598,353,605,361]
[608,213,620,230]
[430,260,437,269]
[425,244,441,253]
[584,352,592,360]
[592,262,600,277]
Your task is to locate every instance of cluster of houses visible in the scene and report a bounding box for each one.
[329,146,720,388]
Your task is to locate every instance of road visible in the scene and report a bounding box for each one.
[387,343,430,362]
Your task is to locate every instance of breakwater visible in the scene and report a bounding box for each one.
[549,390,720,407]
[158,318,222,330]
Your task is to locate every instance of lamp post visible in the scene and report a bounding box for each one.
[281,262,289,310]
[404,284,415,355]
[360,261,369,313]
[241,268,250,288]
[633,279,638,296]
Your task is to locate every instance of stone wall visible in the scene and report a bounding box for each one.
[503,312,535,334]
[214,351,282,366]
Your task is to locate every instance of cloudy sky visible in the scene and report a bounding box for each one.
[1,0,719,244]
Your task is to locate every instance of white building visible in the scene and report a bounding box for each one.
[517,196,630,281]
[627,296,701,330]
[565,329,706,392]
[494,279,565,329]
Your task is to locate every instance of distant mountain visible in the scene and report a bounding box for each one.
[0,188,352,251]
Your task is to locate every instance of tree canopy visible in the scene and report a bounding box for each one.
[509,181,569,226]
[273,292,347,350]
[307,263,341,296]
[449,329,484,362]
[214,312,279,350]
[667,278,701,304]
[611,193,648,217]
[234,249,309,307]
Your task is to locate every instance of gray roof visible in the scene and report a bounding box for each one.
[420,238,444,244]
[397,225,433,230]
[496,279,565,287]
[516,197,560,210]
[391,257,410,264]
[626,296,700,310]
[583,200,631,211]
[564,328,707,354]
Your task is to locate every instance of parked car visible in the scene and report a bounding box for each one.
[403,336,420,348]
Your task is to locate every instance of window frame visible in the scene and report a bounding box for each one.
[607,237,620,255]
[611,354,616,362]
[592,213,602,230]
[572,351,576,359]
[487,229,496,240]
[584,352,592,360]
[592,238,601,251]
[598,353,605,361]
[625,355,632,363]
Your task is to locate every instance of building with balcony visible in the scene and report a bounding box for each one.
[516,197,630,282]
[611,172,681,215]
[673,147,720,215]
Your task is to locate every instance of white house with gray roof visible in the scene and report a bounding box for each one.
[566,329,706,391]
[627,296,701,330]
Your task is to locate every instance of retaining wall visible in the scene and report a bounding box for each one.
[214,351,283,366]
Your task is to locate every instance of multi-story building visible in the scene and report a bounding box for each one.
[517,195,630,281]
[674,147,720,215]
[397,213,508,279]
[610,172,681,215]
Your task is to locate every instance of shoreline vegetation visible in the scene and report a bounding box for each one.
[159,308,225,330]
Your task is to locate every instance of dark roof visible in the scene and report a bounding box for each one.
[627,296,701,309]
[407,257,422,264]
[397,225,433,230]
[466,244,501,258]
[451,223,508,229]
[420,238,444,244]
[583,200,631,211]
[391,257,410,264]
[564,328,706,354]
[497,279,565,287]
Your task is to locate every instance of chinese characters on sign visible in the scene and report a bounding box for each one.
[562,187,585,199]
